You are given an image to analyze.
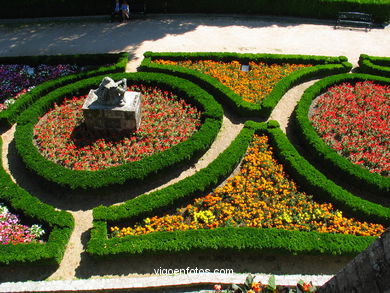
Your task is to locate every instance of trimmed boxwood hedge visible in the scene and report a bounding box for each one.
[87,121,383,258]
[293,73,390,200]
[0,52,128,128]
[14,72,223,190]
[2,0,390,23]
[267,122,390,225]
[358,54,390,78]
[0,137,74,265]
[139,51,352,118]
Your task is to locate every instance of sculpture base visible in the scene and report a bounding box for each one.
[82,90,142,133]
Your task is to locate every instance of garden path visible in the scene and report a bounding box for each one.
[268,79,319,133]
[0,107,246,280]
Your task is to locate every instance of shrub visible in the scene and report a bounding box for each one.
[2,0,389,23]
[0,137,74,265]
[0,53,128,128]
[88,121,382,258]
[358,54,390,78]
[139,52,351,117]
[14,72,222,189]
[293,73,390,199]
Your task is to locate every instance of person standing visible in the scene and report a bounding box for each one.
[121,0,130,22]
[111,0,121,22]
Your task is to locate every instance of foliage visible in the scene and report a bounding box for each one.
[2,0,389,22]
[310,80,390,176]
[14,72,222,189]
[0,203,45,245]
[267,121,390,225]
[213,274,317,292]
[110,134,384,238]
[34,85,201,171]
[0,138,74,265]
[358,54,390,78]
[87,122,379,258]
[0,53,128,128]
[0,64,80,110]
[140,52,351,117]
[153,59,311,104]
[293,73,390,199]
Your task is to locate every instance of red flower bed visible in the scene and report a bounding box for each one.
[310,81,390,176]
[34,85,202,171]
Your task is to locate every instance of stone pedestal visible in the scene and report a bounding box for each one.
[82,90,142,133]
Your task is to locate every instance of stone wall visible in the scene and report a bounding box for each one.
[318,228,390,293]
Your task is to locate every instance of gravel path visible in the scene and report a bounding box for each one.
[1,108,245,281]
[268,79,319,133]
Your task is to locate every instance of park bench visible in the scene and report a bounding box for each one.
[335,12,374,31]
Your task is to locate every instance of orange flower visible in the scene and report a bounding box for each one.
[111,135,384,238]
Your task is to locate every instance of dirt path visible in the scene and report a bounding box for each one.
[268,79,319,133]
[1,110,245,280]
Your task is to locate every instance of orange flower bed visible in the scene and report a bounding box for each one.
[153,60,312,104]
[111,134,384,238]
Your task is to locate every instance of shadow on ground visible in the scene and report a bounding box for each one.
[75,250,351,279]
[0,264,58,282]
[0,15,335,57]
[6,138,203,211]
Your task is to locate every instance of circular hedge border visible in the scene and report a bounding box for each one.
[294,73,390,199]
[14,72,223,189]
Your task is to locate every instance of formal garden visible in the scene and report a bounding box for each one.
[0,48,389,292]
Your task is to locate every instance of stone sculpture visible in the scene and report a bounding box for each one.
[82,77,142,133]
[94,76,127,107]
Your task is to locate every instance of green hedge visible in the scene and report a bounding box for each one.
[88,121,381,258]
[358,54,390,78]
[267,123,390,225]
[293,73,390,200]
[0,137,74,265]
[2,0,389,23]
[139,52,351,118]
[92,120,257,222]
[14,72,223,189]
[0,53,128,128]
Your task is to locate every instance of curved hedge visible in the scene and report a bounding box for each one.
[267,122,390,225]
[358,54,390,78]
[0,53,128,128]
[87,121,382,259]
[0,137,74,265]
[14,72,223,190]
[139,52,352,118]
[2,0,389,23]
[293,73,390,200]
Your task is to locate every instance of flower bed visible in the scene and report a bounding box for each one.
[293,73,390,199]
[15,72,222,189]
[34,84,202,171]
[0,64,80,111]
[153,59,311,104]
[140,52,352,117]
[110,133,384,238]
[0,53,128,128]
[310,80,390,176]
[0,203,44,245]
[0,137,74,265]
[88,122,380,258]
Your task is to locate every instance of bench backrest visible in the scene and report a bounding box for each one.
[338,11,373,22]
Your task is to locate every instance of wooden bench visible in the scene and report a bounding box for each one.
[335,12,374,31]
